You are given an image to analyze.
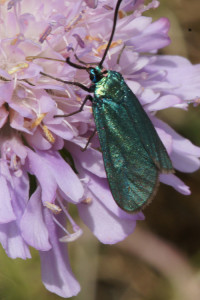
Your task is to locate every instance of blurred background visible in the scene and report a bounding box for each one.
[0,0,200,299]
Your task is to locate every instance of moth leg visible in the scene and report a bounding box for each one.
[81,129,97,152]
[54,94,93,118]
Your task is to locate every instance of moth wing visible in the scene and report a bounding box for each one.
[123,83,174,173]
[92,78,174,212]
[93,96,160,212]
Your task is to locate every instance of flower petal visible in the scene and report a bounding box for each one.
[160,174,191,195]
[20,186,51,251]
[40,209,80,297]
[36,150,84,203]
[126,18,170,51]
[149,55,200,100]
[26,148,57,203]
[84,0,98,8]
[0,176,16,223]
[67,142,106,178]
[148,95,181,110]
[78,189,143,244]
[0,221,31,259]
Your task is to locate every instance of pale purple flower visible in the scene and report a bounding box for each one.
[0,0,200,297]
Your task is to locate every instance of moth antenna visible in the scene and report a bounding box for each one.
[74,53,99,66]
[99,0,123,68]
[66,57,88,70]
[27,55,89,71]
[26,56,66,63]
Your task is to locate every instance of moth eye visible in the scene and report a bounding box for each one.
[89,73,95,81]
[89,69,98,83]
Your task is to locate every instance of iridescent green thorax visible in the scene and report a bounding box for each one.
[94,70,125,103]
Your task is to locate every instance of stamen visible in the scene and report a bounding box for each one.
[57,196,82,234]
[103,5,113,10]
[42,125,55,143]
[30,113,46,129]
[118,10,125,19]
[72,34,85,48]
[59,229,82,242]
[53,215,82,243]
[13,73,17,89]
[52,215,71,235]
[11,153,18,169]
[81,197,92,204]
[8,62,29,75]
[26,114,55,143]
[44,202,62,214]
[11,33,24,45]
[64,10,85,32]
[63,119,76,135]
[39,25,52,43]
[2,144,23,176]
[51,196,83,243]
[95,40,122,55]
[80,176,89,184]
[85,35,101,42]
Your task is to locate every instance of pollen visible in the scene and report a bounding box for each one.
[11,34,23,45]
[86,35,101,42]
[8,62,29,75]
[65,10,85,32]
[95,39,122,55]
[26,56,35,62]
[44,202,62,214]
[76,96,82,102]
[42,125,55,143]
[118,10,125,19]
[82,197,92,204]
[30,113,46,129]
[12,154,18,170]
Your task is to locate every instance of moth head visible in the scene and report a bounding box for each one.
[88,66,108,83]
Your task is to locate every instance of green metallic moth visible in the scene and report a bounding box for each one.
[41,0,174,212]
[91,69,174,212]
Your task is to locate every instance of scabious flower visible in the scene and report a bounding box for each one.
[0,0,200,297]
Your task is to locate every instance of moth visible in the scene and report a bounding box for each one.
[39,0,174,212]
